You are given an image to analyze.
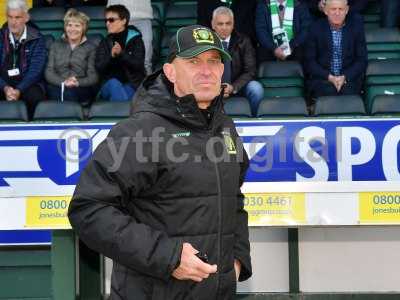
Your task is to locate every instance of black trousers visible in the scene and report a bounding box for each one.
[308,78,362,99]
[0,84,45,120]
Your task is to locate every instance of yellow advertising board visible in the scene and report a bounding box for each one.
[244,193,306,226]
[359,192,400,224]
[25,196,72,228]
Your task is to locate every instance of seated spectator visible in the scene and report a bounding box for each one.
[303,0,367,18]
[45,9,98,104]
[255,0,312,62]
[304,0,367,99]
[96,4,146,102]
[0,0,46,119]
[107,0,153,75]
[381,0,400,28]
[211,6,264,115]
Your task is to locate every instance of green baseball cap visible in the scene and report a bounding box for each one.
[167,25,231,63]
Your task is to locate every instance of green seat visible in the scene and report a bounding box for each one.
[365,59,400,111]
[88,101,130,121]
[43,34,55,51]
[151,0,167,22]
[0,101,29,122]
[77,6,106,31]
[164,3,197,31]
[223,97,252,118]
[366,28,400,60]
[256,97,308,117]
[371,95,400,115]
[29,7,65,31]
[314,95,366,116]
[257,61,304,98]
[33,101,84,121]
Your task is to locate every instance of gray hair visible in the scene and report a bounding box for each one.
[325,0,348,6]
[7,0,29,13]
[212,6,234,20]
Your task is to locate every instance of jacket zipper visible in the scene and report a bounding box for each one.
[211,130,223,296]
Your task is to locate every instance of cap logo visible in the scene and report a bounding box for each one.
[192,28,214,44]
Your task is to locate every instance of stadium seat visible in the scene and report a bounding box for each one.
[314,95,366,116]
[29,7,65,38]
[164,3,197,32]
[0,101,29,122]
[158,30,176,65]
[371,95,400,115]
[223,97,252,118]
[33,101,84,121]
[366,28,400,60]
[257,61,304,98]
[88,101,130,120]
[151,0,167,22]
[365,59,400,112]
[256,97,308,118]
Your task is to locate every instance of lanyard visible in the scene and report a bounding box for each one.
[270,0,294,40]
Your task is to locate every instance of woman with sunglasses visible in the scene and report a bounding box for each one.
[45,9,98,103]
[95,4,146,102]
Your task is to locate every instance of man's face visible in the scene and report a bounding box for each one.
[105,12,126,34]
[324,0,348,27]
[7,9,29,36]
[164,50,224,108]
[212,13,234,40]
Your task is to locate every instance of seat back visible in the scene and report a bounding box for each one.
[366,28,400,61]
[29,7,65,38]
[164,3,197,32]
[257,97,308,117]
[88,101,130,120]
[371,95,400,115]
[0,101,29,122]
[33,101,84,121]
[223,97,252,118]
[314,95,366,116]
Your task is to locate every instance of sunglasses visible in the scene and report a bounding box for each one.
[105,17,120,23]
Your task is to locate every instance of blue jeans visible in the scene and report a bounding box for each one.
[100,78,135,102]
[241,80,264,116]
[47,84,96,104]
[131,19,153,74]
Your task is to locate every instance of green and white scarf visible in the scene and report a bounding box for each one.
[270,0,294,41]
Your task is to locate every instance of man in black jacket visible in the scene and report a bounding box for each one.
[95,4,146,101]
[212,6,264,116]
[68,24,252,299]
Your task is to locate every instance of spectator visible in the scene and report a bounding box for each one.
[107,0,153,74]
[303,0,367,18]
[211,6,264,115]
[0,0,47,119]
[45,9,98,104]
[255,0,312,62]
[381,0,400,28]
[95,4,145,102]
[304,0,367,99]
[197,0,258,45]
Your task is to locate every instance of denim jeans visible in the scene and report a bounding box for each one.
[241,80,264,116]
[47,84,96,105]
[131,19,153,74]
[100,78,135,102]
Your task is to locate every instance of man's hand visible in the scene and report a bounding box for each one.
[336,75,346,91]
[64,76,79,87]
[223,83,234,98]
[4,86,20,101]
[111,42,122,57]
[274,47,287,61]
[172,243,217,282]
[234,259,241,281]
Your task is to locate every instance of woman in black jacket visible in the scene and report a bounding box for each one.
[95,4,146,101]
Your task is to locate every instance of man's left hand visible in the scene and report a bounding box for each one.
[223,83,234,98]
[234,259,241,281]
[336,75,346,91]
